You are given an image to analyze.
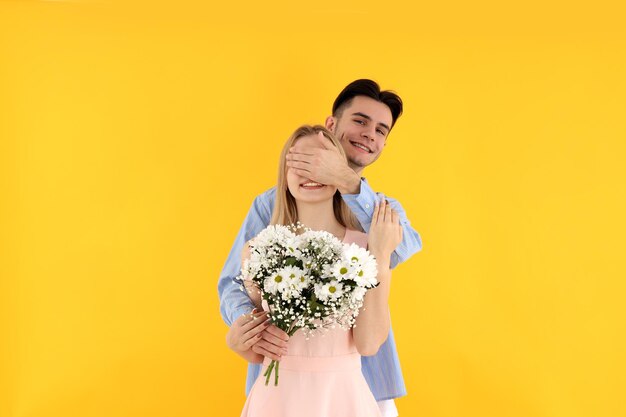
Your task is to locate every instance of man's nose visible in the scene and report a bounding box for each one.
[361,127,376,141]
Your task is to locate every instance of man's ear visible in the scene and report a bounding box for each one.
[325,116,336,133]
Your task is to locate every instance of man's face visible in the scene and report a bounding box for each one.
[327,95,394,171]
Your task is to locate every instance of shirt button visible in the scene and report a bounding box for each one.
[365,204,370,209]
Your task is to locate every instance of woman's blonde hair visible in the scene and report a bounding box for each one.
[270,125,363,232]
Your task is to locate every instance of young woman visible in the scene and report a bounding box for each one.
[236,125,402,417]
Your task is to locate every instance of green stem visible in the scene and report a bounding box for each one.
[264,360,275,386]
[274,361,280,386]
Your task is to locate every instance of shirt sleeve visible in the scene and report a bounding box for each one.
[217,192,273,326]
[341,178,422,269]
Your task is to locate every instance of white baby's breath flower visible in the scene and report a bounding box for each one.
[351,285,367,302]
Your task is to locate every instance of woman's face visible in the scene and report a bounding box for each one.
[286,134,338,203]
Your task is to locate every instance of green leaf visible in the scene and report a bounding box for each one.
[284,257,298,267]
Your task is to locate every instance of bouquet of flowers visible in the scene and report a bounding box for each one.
[236,223,379,386]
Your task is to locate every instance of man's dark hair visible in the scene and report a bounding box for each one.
[332,79,403,128]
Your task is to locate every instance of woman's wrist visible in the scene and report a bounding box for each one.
[370,249,392,267]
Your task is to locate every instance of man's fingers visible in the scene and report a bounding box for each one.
[286,160,312,171]
[286,153,313,164]
[288,146,315,156]
[289,167,312,177]
[316,131,333,149]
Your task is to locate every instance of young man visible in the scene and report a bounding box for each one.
[218,79,422,417]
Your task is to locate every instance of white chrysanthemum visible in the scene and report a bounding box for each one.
[343,243,370,266]
[282,236,303,257]
[295,273,310,292]
[349,248,378,287]
[313,283,325,301]
[319,263,331,279]
[281,265,308,294]
[330,261,352,282]
[352,263,377,287]
[264,270,289,295]
[252,224,296,250]
[282,265,302,281]
[315,280,344,302]
[300,256,315,272]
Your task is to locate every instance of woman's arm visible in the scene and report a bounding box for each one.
[340,179,422,268]
[353,199,402,356]
[353,251,392,356]
[225,241,265,363]
[226,311,268,364]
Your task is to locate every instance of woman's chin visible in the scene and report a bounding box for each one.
[292,191,336,203]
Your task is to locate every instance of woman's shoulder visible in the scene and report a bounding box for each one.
[346,228,366,237]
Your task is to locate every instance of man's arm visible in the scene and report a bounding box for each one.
[341,178,422,269]
[226,309,268,364]
[220,188,290,362]
[218,192,273,326]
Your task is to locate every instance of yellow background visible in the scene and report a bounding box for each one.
[1,1,625,416]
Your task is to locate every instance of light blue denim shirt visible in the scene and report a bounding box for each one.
[217,178,422,400]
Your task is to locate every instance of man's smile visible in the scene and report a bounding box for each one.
[349,141,373,153]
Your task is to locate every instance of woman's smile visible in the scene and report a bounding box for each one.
[300,181,326,190]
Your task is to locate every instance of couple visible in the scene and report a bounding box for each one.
[218,79,423,417]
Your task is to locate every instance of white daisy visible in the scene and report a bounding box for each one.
[281,265,308,295]
[264,270,288,295]
[330,261,352,282]
[343,243,370,267]
[316,280,343,302]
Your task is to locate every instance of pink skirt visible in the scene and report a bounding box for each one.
[240,352,381,417]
